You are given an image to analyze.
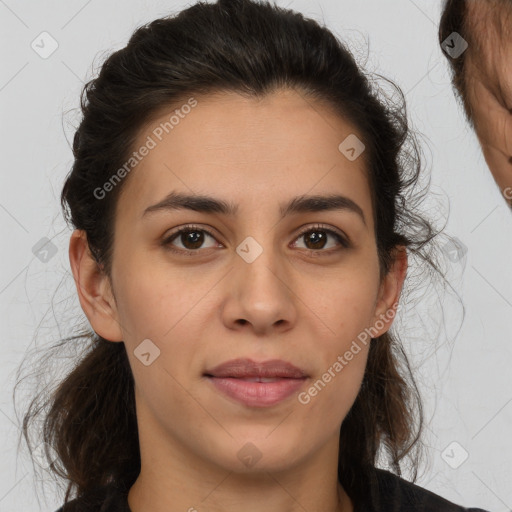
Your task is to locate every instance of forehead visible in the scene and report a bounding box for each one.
[117,89,373,221]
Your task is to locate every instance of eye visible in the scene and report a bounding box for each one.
[161,224,220,256]
[292,224,350,254]
[161,223,350,256]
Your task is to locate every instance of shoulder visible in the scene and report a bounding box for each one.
[53,483,130,512]
[361,468,490,512]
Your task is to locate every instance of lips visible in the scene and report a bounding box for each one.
[204,358,308,407]
[203,358,308,379]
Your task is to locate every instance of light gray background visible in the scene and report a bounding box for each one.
[1,1,511,511]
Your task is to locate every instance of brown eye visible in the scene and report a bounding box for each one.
[293,224,350,254]
[162,225,220,255]
[176,230,206,250]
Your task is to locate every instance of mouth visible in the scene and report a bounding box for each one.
[204,375,308,408]
[206,376,292,382]
[203,357,308,379]
[203,358,309,408]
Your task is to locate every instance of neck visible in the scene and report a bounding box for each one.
[128,472,353,512]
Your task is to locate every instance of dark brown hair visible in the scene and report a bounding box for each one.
[439,0,512,123]
[15,0,450,508]
[439,0,470,119]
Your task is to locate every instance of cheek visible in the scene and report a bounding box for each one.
[297,338,370,442]
[309,267,380,335]
[112,248,217,339]
[302,264,380,406]
[295,270,378,399]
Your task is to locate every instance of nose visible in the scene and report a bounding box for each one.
[220,239,297,336]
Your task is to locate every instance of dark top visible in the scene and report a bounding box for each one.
[54,468,491,512]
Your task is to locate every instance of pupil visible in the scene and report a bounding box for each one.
[307,231,325,249]
[183,231,203,249]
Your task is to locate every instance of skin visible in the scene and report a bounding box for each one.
[463,2,512,203]
[69,88,407,512]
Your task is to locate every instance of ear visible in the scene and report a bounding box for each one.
[68,229,124,342]
[370,246,408,337]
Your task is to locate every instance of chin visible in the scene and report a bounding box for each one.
[207,435,308,474]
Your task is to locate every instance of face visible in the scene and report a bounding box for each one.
[74,88,404,478]
[464,11,512,203]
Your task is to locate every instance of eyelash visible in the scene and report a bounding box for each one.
[161,223,350,257]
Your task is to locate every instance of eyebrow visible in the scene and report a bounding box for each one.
[142,191,366,225]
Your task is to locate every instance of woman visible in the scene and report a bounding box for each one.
[18,0,489,510]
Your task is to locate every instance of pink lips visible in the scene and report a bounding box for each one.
[204,358,308,408]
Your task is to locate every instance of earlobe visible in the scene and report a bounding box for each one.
[68,229,124,342]
[371,246,408,337]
